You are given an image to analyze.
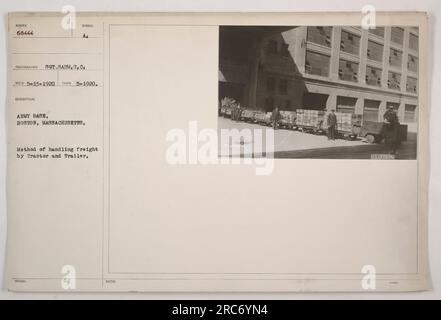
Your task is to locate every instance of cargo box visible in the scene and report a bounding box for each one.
[295,109,325,129]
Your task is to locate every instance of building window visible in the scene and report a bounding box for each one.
[336,96,357,114]
[391,27,404,45]
[340,31,361,55]
[305,50,330,77]
[406,76,418,93]
[363,99,380,122]
[408,54,418,72]
[409,33,419,51]
[369,27,385,37]
[278,79,288,95]
[366,66,382,87]
[367,40,383,62]
[267,40,278,54]
[387,72,401,91]
[404,104,417,123]
[338,59,359,82]
[389,48,403,67]
[266,77,276,92]
[285,99,291,109]
[307,26,332,47]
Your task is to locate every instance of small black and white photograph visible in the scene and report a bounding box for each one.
[218,26,419,159]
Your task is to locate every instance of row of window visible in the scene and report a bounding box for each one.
[304,50,418,93]
[335,96,417,123]
[263,94,417,123]
[387,49,419,72]
[265,30,419,76]
[347,37,418,72]
[266,27,418,59]
[306,26,418,51]
[361,99,417,123]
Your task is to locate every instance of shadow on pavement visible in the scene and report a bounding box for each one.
[272,140,417,159]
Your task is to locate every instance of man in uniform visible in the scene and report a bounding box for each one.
[327,109,337,140]
[236,104,242,122]
[232,103,240,121]
[382,105,400,154]
[231,103,236,121]
[271,106,281,130]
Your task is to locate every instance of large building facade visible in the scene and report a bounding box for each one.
[219,26,419,131]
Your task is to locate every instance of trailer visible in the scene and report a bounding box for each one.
[321,112,363,140]
[254,111,272,126]
[359,121,408,144]
[295,109,325,133]
[278,111,297,129]
[240,110,258,123]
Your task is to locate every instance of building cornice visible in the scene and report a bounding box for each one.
[301,73,418,100]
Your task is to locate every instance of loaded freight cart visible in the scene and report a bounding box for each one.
[240,110,258,123]
[220,105,232,118]
[278,111,297,129]
[295,109,325,133]
[322,112,363,140]
[220,96,237,118]
[359,121,408,144]
[254,111,272,126]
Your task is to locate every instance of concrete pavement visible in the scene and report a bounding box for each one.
[218,117,417,159]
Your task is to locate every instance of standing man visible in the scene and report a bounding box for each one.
[327,109,337,140]
[271,106,281,130]
[233,103,240,121]
[382,105,400,154]
[236,104,242,121]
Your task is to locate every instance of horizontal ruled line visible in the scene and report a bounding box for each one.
[11,52,103,55]
[12,69,103,71]
[13,36,103,39]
